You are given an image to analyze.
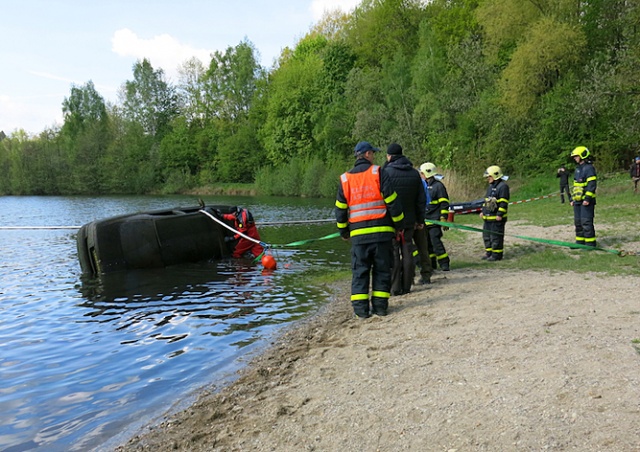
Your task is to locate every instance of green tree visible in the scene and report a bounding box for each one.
[121,59,179,139]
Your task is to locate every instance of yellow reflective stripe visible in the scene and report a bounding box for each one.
[483,215,498,220]
[437,252,448,259]
[585,191,596,197]
[412,249,419,257]
[586,176,596,182]
[351,294,369,301]
[372,290,390,299]
[438,197,449,203]
[351,199,386,210]
[498,208,507,213]
[439,209,449,215]
[337,222,348,228]
[384,191,397,203]
[497,198,508,203]
[350,226,395,237]
[350,208,386,219]
[575,236,584,241]
[392,212,404,223]
[493,249,503,254]
[584,237,597,242]
[335,200,348,209]
[574,181,587,187]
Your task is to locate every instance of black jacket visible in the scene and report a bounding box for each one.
[383,155,425,227]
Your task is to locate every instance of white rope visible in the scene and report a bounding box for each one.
[199,209,267,247]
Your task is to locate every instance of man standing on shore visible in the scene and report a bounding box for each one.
[335,141,404,318]
[383,143,426,296]
[557,164,572,204]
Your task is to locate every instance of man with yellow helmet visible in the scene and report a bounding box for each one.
[480,165,510,261]
[570,146,597,247]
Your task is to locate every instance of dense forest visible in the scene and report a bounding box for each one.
[1,0,639,197]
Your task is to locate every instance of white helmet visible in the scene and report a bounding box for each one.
[420,162,437,177]
[484,165,508,180]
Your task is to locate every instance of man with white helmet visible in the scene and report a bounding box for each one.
[480,165,510,261]
[419,162,451,271]
[570,146,597,247]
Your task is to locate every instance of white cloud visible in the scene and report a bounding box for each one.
[111,28,212,81]
[310,0,360,20]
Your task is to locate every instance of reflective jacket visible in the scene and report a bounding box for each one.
[573,161,597,204]
[335,158,404,245]
[425,178,450,223]
[482,179,510,221]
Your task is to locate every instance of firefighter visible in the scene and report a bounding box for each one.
[570,146,597,247]
[335,141,404,318]
[480,165,510,261]
[222,207,264,259]
[420,162,451,271]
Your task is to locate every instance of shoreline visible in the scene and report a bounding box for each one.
[116,269,640,451]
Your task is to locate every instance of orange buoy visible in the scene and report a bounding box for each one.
[261,254,277,270]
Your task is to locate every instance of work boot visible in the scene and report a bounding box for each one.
[440,262,450,272]
[418,276,431,285]
[481,253,491,260]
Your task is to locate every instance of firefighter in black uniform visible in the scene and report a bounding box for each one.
[383,143,426,296]
[335,141,404,318]
[420,162,451,271]
[570,146,597,247]
[480,165,510,261]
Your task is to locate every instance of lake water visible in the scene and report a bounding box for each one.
[0,195,350,451]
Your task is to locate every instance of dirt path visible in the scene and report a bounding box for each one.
[116,264,640,451]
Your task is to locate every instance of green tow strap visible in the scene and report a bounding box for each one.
[274,232,341,248]
[427,219,625,256]
[253,232,342,263]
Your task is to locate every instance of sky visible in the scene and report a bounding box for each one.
[0,0,360,137]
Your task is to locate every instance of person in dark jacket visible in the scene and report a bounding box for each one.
[557,164,572,203]
[570,146,597,247]
[383,143,426,295]
[335,141,404,318]
[419,162,450,271]
[630,156,640,194]
[480,165,510,261]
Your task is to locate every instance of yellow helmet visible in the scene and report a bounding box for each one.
[484,165,503,179]
[419,162,437,177]
[571,146,590,160]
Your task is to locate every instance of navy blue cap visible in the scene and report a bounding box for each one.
[354,141,380,155]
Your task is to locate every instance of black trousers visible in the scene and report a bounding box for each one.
[482,220,506,259]
[425,225,449,268]
[351,239,393,316]
[560,183,572,203]
[391,228,415,295]
[412,227,433,280]
[573,202,596,246]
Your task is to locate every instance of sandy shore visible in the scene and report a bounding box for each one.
[116,264,640,451]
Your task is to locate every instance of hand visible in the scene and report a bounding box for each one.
[395,229,404,243]
[440,217,449,231]
[415,223,424,230]
[496,216,502,222]
[479,213,484,219]
[582,200,590,206]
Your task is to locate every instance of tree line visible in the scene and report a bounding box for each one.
[1,0,639,197]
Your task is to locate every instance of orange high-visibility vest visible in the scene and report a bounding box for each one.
[340,165,387,223]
